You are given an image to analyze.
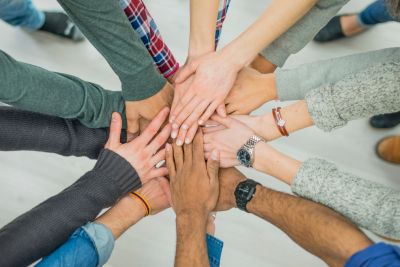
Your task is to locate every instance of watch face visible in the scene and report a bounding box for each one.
[237,148,251,166]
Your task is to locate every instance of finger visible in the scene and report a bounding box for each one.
[226,103,237,115]
[139,107,170,145]
[147,167,169,180]
[216,104,227,117]
[183,123,199,145]
[147,124,172,154]
[202,124,225,134]
[105,112,122,149]
[173,97,202,131]
[203,143,214,153]
[173,142,184,171]
[150,149,166,167]
[165,143,176,181]
[207,150,220,182]
[182,99,209,130]
[198,101,220,125]
[170,91,180,123]
[171,91,195,125]
[175,63,196,84]
[210,114,233,128]
[183,139,193,166]
[193,128,205,162]
[157,177,172,206]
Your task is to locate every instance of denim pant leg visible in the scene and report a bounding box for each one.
[0,0,45,30]
[358,0,398,27]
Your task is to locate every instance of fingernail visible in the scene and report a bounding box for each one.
[165,143,171,151]
[211,150,219,160]
[176,139,183,146]
[185,138,190,144]
[171,131,177,139]
[198,120,204,125]
[182,124,189,130]
[172,123,179,129]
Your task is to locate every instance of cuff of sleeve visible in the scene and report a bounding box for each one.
[275,68,304,101]
[206,234,224,267]
[291,158,336,202]
[345,243,400,267]
[121,63,167,101]
[82,223,115,267]
[94,149,142,194]
[260,44,291,67]
[305,86,346,132]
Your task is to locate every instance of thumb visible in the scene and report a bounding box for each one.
[127,113,140,135]
[175,63,196,84]
[106,112,122,149]
[207,149,220,182]
[216,104,227,117]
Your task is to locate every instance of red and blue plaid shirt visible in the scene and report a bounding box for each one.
[119,0,231,79]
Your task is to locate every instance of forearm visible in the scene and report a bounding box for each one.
[189,0,219,56]
[222,0,317,67]
[292,158,400,240]
[248,185,373,267]
[57,0,166,101]
[261,0,349,67]
[0,50,125,128]
[253,142,302,185]
[0,149,140,267]
[175,214,209,267]
[276,47,400,100]
[0,107,127,159]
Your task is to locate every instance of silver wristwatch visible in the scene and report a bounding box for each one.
[236,135,265,167]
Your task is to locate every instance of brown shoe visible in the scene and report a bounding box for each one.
[375,135,400,164]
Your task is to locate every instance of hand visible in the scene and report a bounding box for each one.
[203,115,255,167]
[136,177,172,215]
[105,107,171,183]
[125,82,173,134]
[166,129,220,217]
[214,168,246,212]
[170,51,242,144]
[225,68,277,115]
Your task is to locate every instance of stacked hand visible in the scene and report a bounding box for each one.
[105,107,172,183]
[170,51,243,145]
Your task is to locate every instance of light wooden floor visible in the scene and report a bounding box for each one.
[0,0,399,266]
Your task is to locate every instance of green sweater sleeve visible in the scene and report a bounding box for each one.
[57,0,166,101]
[291,158,400,240]
[261,0,349,67]
[275,47,400,100]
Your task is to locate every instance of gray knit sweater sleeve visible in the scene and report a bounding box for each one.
[291,158,400,239]
[261,0,349,67]
[276,48,400,101]
[304,61,400,132]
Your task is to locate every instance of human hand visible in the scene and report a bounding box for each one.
[203,115,255,167]
[135,177,172,215]
[225,68,277,115]
[170,51,243,144]
[105,108,171,183]
[214,168,247,212]
[166,129,220,218]
[125,82,173,134]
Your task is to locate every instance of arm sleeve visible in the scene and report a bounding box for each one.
[56,0,166,101]
[0,149,141,267]
[275,47,400,101]
[304,61,400,132]
[291,158,400,240]
[0,106,126,159]
[261,0,350,67]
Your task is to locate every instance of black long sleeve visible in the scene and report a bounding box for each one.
[0,106,126,159]
[0,149,141,267]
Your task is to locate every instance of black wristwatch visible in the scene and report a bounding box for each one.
[234,179,260,212]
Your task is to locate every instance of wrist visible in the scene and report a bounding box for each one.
[263,73,278,101]
[259,113,282,141]
[176,212,208,231]
[219,44,248,71]
[188,42,215,58]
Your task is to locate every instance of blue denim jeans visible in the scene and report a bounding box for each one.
[36,223,224,267]
[0,0,45,30]
[358,0,399,27]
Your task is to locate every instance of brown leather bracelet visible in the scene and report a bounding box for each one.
[272,107,289,137]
